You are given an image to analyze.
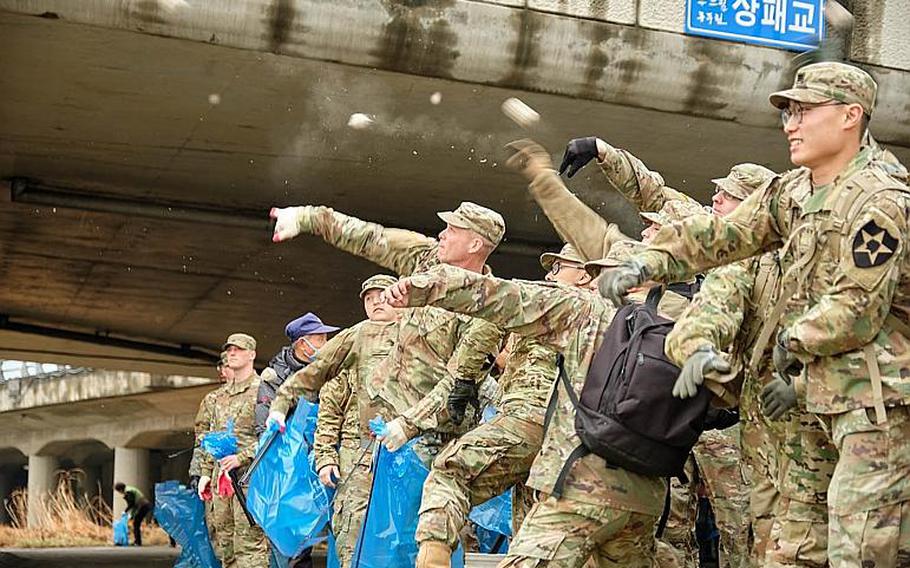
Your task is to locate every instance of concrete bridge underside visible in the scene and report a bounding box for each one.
[1,1,909,374]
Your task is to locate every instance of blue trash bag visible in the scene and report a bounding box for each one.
[470,488,513,554]
[350,419,464,568]
[246,399,332,559]
[326,532,340,568]
[113,512,130,546]
[154,480,221,568]
[201,418,238,459]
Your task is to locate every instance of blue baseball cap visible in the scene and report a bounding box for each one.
[285,312,339,342]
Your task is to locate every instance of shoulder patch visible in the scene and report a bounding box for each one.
[852,219,898,268]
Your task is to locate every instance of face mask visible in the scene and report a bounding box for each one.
[301,336,319,362]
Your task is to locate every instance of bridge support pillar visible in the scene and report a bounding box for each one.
[26,454,58,527]
[112,447,150,518]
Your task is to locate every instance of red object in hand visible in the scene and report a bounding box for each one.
[217,470,235,498]
[201,483,213,502]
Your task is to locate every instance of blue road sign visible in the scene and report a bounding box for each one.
[685,0,825,51]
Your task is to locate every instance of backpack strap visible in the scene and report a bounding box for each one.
[654,480,672,539]
[551,355,590,498]
[645,285,665,309]
[541,355,563,435]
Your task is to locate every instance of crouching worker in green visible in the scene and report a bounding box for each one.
[381,139,691,568]
[115,482,152,546]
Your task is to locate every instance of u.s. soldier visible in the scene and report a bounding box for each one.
[605,62,910,566]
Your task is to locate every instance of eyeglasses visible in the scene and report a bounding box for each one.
[780,101,845,127]
[550,260,584,275]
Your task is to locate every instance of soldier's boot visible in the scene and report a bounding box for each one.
[415,541,451,568]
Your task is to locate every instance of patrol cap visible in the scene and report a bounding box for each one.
[216,350,228,369]
[769,61,877,116]
[360,274,398,298]
[285,313,339,342]
[640,200,709,226]
[437,202,506,247]
[712,163,777,201]
[539,243,583,271]
[223,333,256,351]
[584,240,647,277]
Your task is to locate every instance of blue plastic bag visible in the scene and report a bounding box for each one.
[113,512,130,546]
[246,399,332,558]
[350,435,464,568]
[154,480,221,568]
[201,419,238,459]
[469,488,513,553]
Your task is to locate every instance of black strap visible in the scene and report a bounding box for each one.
[654,480,672,539]
[552,444,589,498]
[541,355,563,435]
[491,533,508,553]
[645,285,665,309]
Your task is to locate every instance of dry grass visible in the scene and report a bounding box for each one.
[0,469,170,548]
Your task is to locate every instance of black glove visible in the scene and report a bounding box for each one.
[558,137,599,178]
[188,475,200,492]
[447,378,480,425]
[598,261,650,307]
[703,407,740,431]
[673,346,731,399]
[761,374,798,420]
[773,329,803,377]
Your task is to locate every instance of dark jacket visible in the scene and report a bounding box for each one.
[254,345,309,436]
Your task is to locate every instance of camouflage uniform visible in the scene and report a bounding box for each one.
[398,254,690,568]
[632,62,910,567]
[415,329,556,551]
[275,203,503,463]
[200,371,269,568]
[528,151,751,567]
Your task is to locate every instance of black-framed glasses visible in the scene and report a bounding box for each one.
[550,260,584,275]
[780,101,846,127]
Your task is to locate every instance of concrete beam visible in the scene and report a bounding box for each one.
[1,0,908,146]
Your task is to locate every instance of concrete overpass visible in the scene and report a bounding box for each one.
[1,0,909,373]
[0,367,214,525]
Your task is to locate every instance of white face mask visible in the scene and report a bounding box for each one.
[300,336,319,362]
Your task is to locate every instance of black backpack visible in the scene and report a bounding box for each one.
[549,286,712,497]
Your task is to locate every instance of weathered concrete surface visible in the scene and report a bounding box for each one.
[0,2,908,372]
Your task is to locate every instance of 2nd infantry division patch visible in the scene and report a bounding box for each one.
[853,219,899,268]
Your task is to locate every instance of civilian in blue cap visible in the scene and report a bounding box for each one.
[254,312,340,436]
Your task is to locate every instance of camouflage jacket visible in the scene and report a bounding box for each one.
[635,147,910,414]
[597,142,700,214]
[287,206,503,433]
[196,373,263,478]
[401,264,688,514]
[497,321,558,425]
[188,386,225,477]
[313,369,366,473]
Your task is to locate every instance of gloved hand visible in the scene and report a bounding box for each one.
[188,475,200,492]
[773,328,803,377]
[447,378,480,425]
[318,465,340,488]
[197,475,212,501]
[266,410,287,434]
[598,260,650,307]
[504,139,556,183]
[270,206,302,242]
[378,416,410,452]
[673,346,731,399]
[558,136,600,178]
[761,374,798,420]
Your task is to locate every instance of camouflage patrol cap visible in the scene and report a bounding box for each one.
[769,62,877,116]
[712,163,777,201]
[222,332,256,351]
[216,351,229,369]
[640,199,709,226]
[539,243,583,271]
[584,240,647,277]
[360,273,398,298]
[437,202,506,246]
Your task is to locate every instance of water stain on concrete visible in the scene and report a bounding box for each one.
[371,0,460,79]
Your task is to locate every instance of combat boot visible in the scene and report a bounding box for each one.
[415,541,451,568]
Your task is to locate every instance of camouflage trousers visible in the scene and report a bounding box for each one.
[826,406,910,568]
[210,488,270,568]
[332,444,373,568]
[661,428,751,568]
[415,413,544,549]
[498,493,665,568]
